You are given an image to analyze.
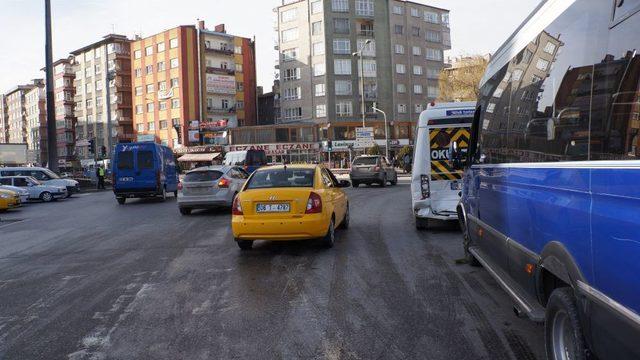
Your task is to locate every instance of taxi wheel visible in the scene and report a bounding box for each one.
[340,205,350,229]
[322,218,335,248]
[236,239,253,251]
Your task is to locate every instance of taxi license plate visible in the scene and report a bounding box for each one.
[256,203,290,213]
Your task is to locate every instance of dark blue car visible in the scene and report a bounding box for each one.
[452,1,640,359]
[112,142,179,205]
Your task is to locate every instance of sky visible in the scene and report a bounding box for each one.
[0,0,541,93]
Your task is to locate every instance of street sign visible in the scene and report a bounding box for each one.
[354,127,375,149]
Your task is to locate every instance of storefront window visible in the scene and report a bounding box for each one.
[276,128,289,142]
[300,127,315,142]
[397,125,410,139]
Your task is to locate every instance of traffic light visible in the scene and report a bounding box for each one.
[88,139,95,154]
[101,146,107,158]
[327,140,333,151]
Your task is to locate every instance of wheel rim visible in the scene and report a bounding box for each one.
[551,310,576,360]
[42,193,52,202]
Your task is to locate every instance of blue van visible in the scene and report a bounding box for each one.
[451,1,640,359]
[112,142,179,205]
[223,149,268,174]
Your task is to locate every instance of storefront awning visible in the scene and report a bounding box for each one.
[177,153,221,162]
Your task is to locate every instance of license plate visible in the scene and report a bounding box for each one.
[451,181,462,191]
[256,203,290,213]
[119,177,134,182]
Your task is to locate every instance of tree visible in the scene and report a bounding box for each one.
[439,55,490,102]
[397,145,413,167]
[367,144,381,155]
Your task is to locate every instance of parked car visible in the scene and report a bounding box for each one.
[232,164,350,250]
[0,176,67,202]
[0,184,29,203]
[453,1,640,359]
[0,167,80,197]
[177,165,248,215]
[112,142,179,205]
[223,149,268,174]
[0,188,21,211]
[349,155,397,187]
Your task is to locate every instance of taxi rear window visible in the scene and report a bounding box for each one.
[246,169,315,189]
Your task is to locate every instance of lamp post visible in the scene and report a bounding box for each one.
[352,39,372,128]
[372,103,389,160]
[44,0,58,172]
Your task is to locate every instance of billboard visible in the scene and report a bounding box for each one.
[0,144,28,165]
[206,74,236,95]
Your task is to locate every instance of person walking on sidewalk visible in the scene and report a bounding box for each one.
[96,166,106,190]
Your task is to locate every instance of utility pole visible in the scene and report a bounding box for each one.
[372,103,389,160]
[104,44,115,158]
[352,39,371,129]
[44,0,58,172]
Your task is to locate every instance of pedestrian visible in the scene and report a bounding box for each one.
[96,166,106,190]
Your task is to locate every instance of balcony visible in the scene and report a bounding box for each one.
[108,51,130,61]
[359,29,374,37]
[206,66,235,76]
[206,106,236,114]
[204,46,234,56]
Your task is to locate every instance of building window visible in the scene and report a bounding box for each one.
[313,42,325,56]
[412,26,420,37]
[413,65,423,75]
[170,58,179,68]
[393,5,403,15]
[335,80,352,95]
[159,120,168,129]
[95,64,102,74]
[157,42,165,52]
[311,0,322,14]
[512,69,524,81]
[336,101,353,116]
[415,104,423,113]
[486,103,496,113]
[146,65,153,74]
[357,39,376,56]
[427,68,440,79]
[333,38,351,54]
[170,78,179,88]
[394,25,404,35]
[313,63,326,76]
[134,50,142,59]
[135,68,142,77]
[397,84,406,93]
[413,84,423,94]
[334,59,351,75]
[282,48,298,61]
[395,44,405,54]
[283,87,302,100]
[355,0,374,16]
[411,7,420,17]
[412,46,422,56]
[170,38,178,48]
[281,28,299,42]
[360,59,377,77]
[283,107,303,121]
[311,22,323,36]
[147,103,154,112]
[158,81,167,91]
[159,101,167,110]
[427,86,439,97]
[543,42,557,54]
[332,0,349,12]
[172,99,180,108]
[136,105,143,114]
[426,30,441,43]
[536,58,550,71]
[316,104,327,118]
[334,18,350,34]
[283,68,301,81]
[521,49,534,64]
[396,64,406,74]
[424,11,439,24]
[136,123,144,132]
[315,83,326,96]
[281,8,297,22]
[145,46,153,56]
[146,84,154,93]
[426,48,443,61]
[157,61,165,71]
[398,104,407,113]
[148,122,155,131]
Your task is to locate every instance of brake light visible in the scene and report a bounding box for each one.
[177,182,183,191]
[420,175,430,199]
[305,192,323,214]
[218,177,230,188]
[373,165,381,171]
[232,196,243,215]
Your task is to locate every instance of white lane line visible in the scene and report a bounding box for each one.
[0,219,28,229]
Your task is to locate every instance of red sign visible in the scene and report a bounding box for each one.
[200,119,228,130]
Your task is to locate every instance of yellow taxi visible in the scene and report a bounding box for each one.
[0,189,21,212]
[232,164,350,250]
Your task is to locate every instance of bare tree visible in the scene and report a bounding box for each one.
[438,55,490,102]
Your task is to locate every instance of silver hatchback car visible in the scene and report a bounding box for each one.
[177,165,248,215]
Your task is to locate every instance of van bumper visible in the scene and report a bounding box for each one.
[113,187,161,198]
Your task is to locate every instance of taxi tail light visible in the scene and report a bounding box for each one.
[232,196,243,215]
[218,177,230,188]
[305,192,323,214]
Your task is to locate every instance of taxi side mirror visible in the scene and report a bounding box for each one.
[338,180,351,188]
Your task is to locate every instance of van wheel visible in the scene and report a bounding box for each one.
[116,197,126,205]
[545,288,587,360]
[40,192,53,203]
[236,239,253,250]
[179,207,191,215]
[416,217,429,230]
[352,181,359,188]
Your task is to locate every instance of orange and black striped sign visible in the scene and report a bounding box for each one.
[430,127,470,181]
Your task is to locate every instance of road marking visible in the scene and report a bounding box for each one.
[0,219,28,229]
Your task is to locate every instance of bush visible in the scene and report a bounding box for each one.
[367,144,381,155]
[397,145,413,166]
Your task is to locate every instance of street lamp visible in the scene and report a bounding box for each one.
[352,39,372,128]
[372,103,389,160]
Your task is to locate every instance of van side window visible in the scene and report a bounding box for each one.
[118,151,134,170]
[0,178,11,185]
[29,171,49,181]
[137,151,154,170]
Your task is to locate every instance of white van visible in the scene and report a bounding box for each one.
[411,102,475,229]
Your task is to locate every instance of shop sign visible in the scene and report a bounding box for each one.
[227,142,320,156]
[174,145,224,155]
[200,119,228,131]
[206,74,236,95]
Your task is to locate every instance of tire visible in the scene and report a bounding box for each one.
[380,175,387,187]
[415,217,429,230]
[461,220,481,267]
[352,181,359,188]
[160,187,167,201]
[174,191,178,197]
[179,207,191,215]
[40,192,53,203]
[391,175,398,186]
[322,218,336,248]
[339,205,350,229]
[545,288,588,360]
[236,239,253,250]
[116,197,126,205]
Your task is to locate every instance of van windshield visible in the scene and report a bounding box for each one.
[42,169,60,179]
[118,151,134,170]
[137,151,154,170]
[246,168,315,189]
[353,157,378,166]
[247,151,267,166]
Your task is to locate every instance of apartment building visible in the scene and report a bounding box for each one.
[24,82,48,165]
[275,0,450,151]
[131,25,200,148]
[4,83,38,145]
[70,34,133,162]
[0,95,7,143]
[52,58,78,166]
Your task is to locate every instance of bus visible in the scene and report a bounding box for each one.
[411,102,475,229]
[452,1,640,359]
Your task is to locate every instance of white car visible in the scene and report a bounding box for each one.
[0,167,80,197]
[0,176,67,202]
[0,185,29,203]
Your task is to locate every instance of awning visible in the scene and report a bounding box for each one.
[177,153,221,162]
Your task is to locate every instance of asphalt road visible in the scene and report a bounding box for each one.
[0,178,544,360]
